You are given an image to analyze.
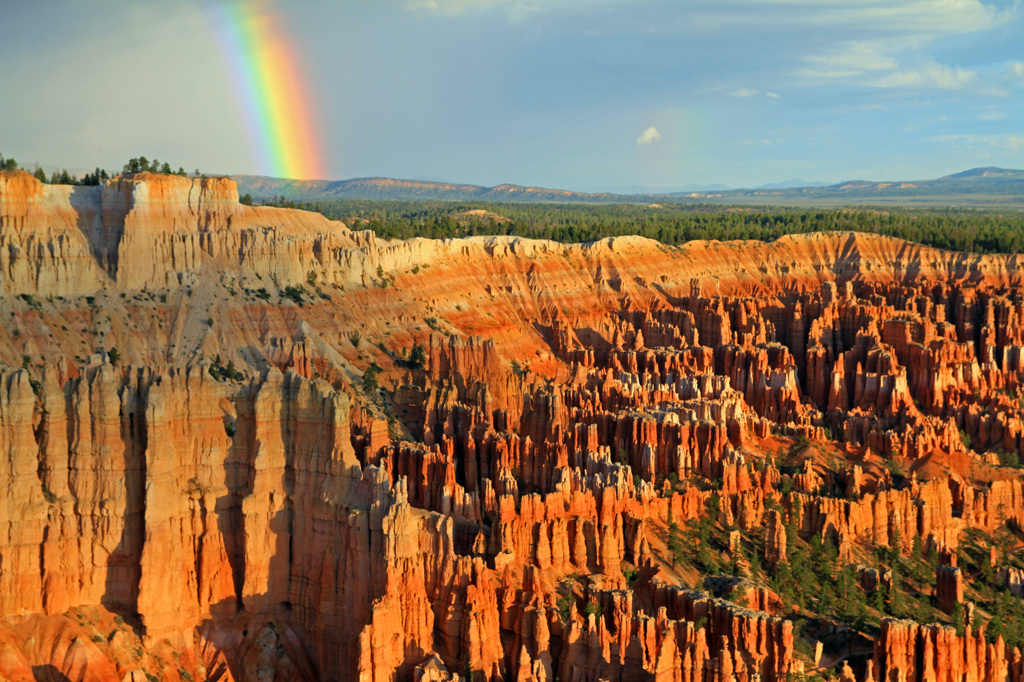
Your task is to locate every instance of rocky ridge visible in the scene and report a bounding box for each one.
[1,171,1024,681]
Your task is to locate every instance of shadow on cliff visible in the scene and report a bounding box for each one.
[99,379,147,635]
[569,326,613,350]
[651,282,688,309]
[221,395,251,607]
[68,185,117,280]
[835,233,863,285]
[31,665,71,682]
[209,378,323,681]
[197,596,322,682]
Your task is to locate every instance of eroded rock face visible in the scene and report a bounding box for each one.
[874,618,1023,682]
[3,172,1024,681]
[936,566,964,614]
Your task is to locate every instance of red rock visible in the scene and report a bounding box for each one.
[4,172,1024,681]
[936,566,964,614]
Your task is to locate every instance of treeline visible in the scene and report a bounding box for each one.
[0,153,205,185]
[122,156,192,176]
[258,197,1024,255]
[31,167,109,186]
[1,152,109,186]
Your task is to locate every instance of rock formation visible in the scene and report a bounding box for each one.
[1,170,1023,680]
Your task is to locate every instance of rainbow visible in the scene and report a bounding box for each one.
[210,1,325,180]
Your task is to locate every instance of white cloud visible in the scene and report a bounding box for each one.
[805,40,899,74]
[792,4,1016,95]
[765,92,781,99]
[730,87,758,97]
[978,85,1010,97]
[980,111,1004,120]
[732,0,1012,35]
[403,0,586,17]
[684,0,1016,49]
[799,68,864,79]
[636,126,662,146]
[874,63,977,89]
[1011,62,1024,77]
[405,0,503,14]
[929,133,1024,151]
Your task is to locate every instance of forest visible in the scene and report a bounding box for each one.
[261,196,1024,255]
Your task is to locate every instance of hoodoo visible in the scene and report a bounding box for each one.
[2,170,1024,681]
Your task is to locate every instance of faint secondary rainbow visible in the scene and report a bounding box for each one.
[210,1,325,180]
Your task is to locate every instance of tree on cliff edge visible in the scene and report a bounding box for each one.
[666,508,684,568]
[409,343,427,369]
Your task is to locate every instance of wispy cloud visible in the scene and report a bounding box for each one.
[792,2,1015,94]
[684,0,1016,42]
[977,85,1010,97]
[404,0,582,18]
[765,92,781,99]
[730,87,758,97]
[803,40,898,75]
[732,0,1013,34]
[405,0,500,14]
[636,126,661,145]
[874,63,977,89]
[929,133,1024,151]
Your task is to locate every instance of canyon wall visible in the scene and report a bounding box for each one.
[2,170,1024,681]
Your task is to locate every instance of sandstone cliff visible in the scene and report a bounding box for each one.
[2,171,1024,681]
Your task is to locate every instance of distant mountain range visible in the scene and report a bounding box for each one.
[234,167,1024,208]
[233,175,637,203]
[755,179,832,190]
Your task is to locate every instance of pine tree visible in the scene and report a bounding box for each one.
[987,604,1004,644]
[409,343,427,369]
[666,508,683,568]
[729,541,745,576]
[818,584,836,618]
[871,582,885,614]
[363,364,379,391]
[926,544,939,570]
[695,494,719,571]
[886,564,902,617]
[951,601,965,636]
[837,566,854,620]
[889,525,903,566]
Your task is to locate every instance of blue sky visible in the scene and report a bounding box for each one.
[1,0,1021,190]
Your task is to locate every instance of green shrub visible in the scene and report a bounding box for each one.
[556,593,573,623]
[997,449,1020,468]
[363,364,380,391]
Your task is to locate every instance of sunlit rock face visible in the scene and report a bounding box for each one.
[1,170,1023,681]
